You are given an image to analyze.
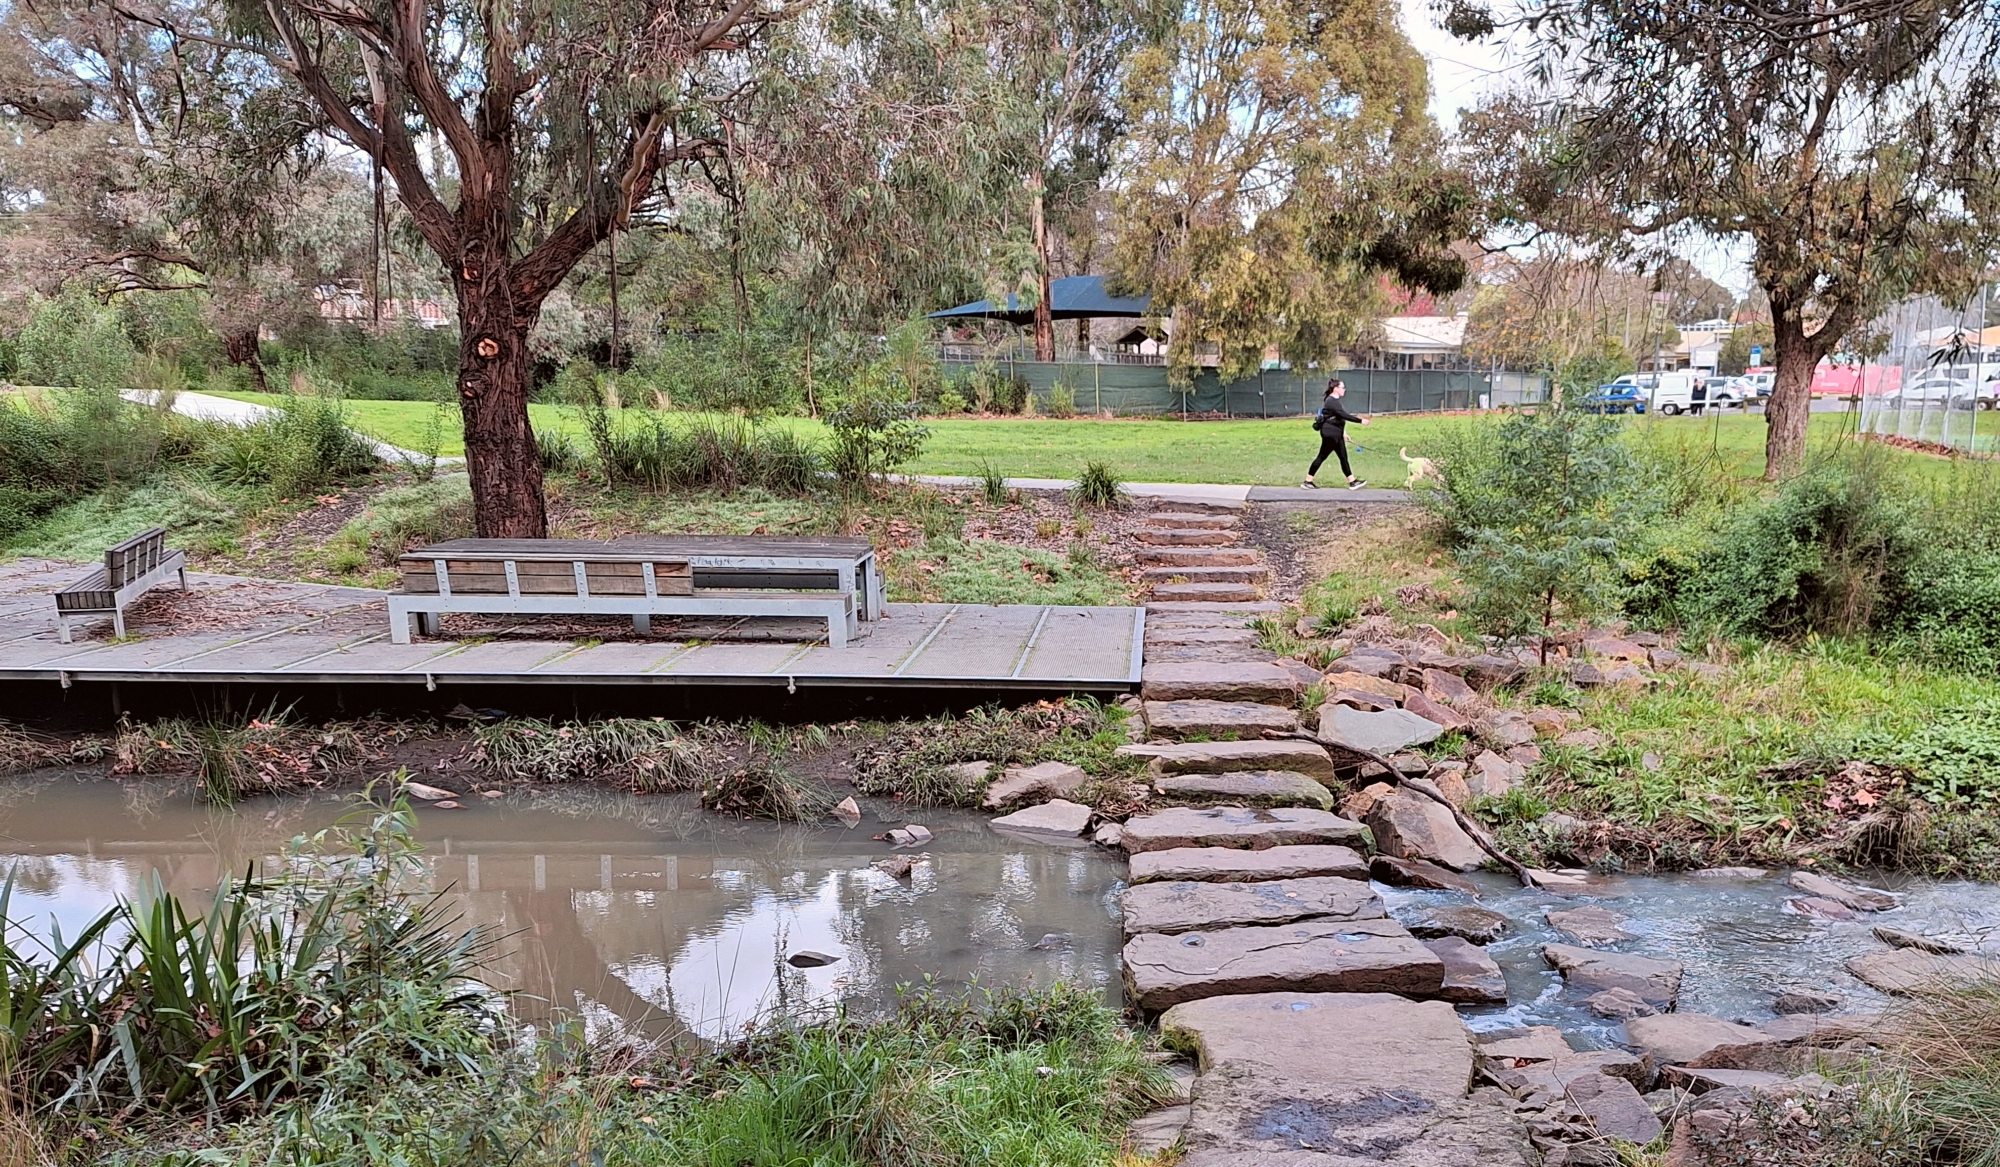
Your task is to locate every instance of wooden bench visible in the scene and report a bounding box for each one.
[387,536,881,647]
[53,527,188,642]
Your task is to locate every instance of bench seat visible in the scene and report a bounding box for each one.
[52,527,187,641]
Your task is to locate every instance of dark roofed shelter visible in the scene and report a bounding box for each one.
[928,275,1150,325]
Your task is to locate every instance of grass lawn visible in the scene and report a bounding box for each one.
[203,389,1953,486]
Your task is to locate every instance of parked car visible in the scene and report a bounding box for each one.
[1701,376,1754,408]
[1648,372,1705,415]
[1739,372,1775,397]
[1580,383,1647,413]
[1883,374,1975,407]
[1973,377,2000,409]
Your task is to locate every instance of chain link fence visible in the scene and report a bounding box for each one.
[1852,293,2000,455]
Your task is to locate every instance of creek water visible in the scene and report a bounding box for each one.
[5,771,1997,1044]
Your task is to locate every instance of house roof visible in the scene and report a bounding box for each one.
[928,275,1151,324]
[1377,315,1466,351]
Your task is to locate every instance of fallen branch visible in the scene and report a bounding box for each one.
[1268,729,1541,888]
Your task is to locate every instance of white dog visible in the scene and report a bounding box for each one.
[1399,447,1442,488]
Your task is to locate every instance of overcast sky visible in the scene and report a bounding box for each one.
[1398,0,1757,298]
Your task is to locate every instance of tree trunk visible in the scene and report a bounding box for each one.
[456,294,549,538]
[1763,305,1828,480]
[1030,185,1055,363]
[222,326,268,393]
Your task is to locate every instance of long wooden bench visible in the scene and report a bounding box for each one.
[53,527,188,642]
[387,536,881,647]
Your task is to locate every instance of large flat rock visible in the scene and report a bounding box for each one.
[1424,935,1507,1004]
[1543,943,1684,1007]
[1119,739,1337,780]
[1120,806,1371,854]
[1319,704,1445,755]
[1160,992,1532,1167]
[1142,661,1301,704]
[1153,770,1335,810]
[1122,877,1385,937]
[1129,844,1370,884]
[1123,917,1443,1010]
[1365,789,1487,872]
[1848,949,2000,995]
[1623,1013,1774,1066]
[979,760,1085,809]
[1145,699,1300,739]
[988,799,1093,839]
[1788,870,1898,911]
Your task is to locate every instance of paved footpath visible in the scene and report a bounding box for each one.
[124,389,451,465]
[904,473,1411,506]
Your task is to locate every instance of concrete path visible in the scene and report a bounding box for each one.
[124,389,454,466]
[903,473,1411,506]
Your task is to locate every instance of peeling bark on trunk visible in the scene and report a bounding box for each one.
[222,326,268,393]
[1763,306,1830,480]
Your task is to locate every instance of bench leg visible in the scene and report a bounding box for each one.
[633,614,652,635]
[418,611,441,638]
[177,567,188,590]
[112,609,126,639]
[826,612,848,649]
[388,604,413,645]
[57,616,71,645]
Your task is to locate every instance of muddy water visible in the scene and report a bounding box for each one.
[0,773,1125,1041]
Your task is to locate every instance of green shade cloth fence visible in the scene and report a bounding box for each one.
[942,360,1548,417]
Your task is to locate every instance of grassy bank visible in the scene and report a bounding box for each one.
[205,388,1926,486]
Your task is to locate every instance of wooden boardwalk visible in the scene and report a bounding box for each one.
[0,558,1143,695]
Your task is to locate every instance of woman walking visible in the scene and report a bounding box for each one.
[1303,378,1369,488]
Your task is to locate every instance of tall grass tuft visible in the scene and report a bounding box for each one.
[1072,460,1123,509]
[471,717,711,790]
[979,461,1008,506]
[699,763,832,821]
[1890,981,2000,1165]
[586,410,829,495]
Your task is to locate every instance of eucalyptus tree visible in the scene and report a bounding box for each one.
[1458,0,2000,477]
[1110,0,1476,383]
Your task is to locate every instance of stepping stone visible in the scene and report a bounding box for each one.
[1129,843,1370,884]
[1139,564,1269,584]
[1873,926,1965,955]
[980,760,1087,810]
[1318,704,1445,755]
[1772,989,1843,1015]
[1148,511,1239,529]
[1659,1066,1801,1094]
[1120,876,1385,936]
[1847,949,2000,995]
[1124,1105,1190,1155]
[1365,788,1488,872]
[1623,1014,1774,1067]
[1159,992,1533,1167]
[988,799,1093,839]
[1403,904,1511,944]
[1124,918,1444,1009]
[1149,581,1261,603]
[1370,854,1479,895]
[1151,770,1333,810]
[1787,870,1898,911]
[1119,739,1336,780]
[1546,904,1638,944]
[1143,644,1278,664]
[1141,661,1299,703]
[1144,626,1259,645]
[1586,988,1657,1019]
[1136,547,1261,567]
[1321,670,1415,701]
[1424,935,1507,1003]
[1143,700,1298,739]
[1561,1072,1663,1144]
[1120,806,1370,854]
[1475,1026,1575,1065]
[1136,528,1237,546]
[1543,943,1684,1007]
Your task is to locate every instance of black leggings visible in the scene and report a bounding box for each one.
[1309,429,1351,478]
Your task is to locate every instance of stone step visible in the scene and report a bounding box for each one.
[1123,918,1443,1010]
[1140,661,1299,704]
[1148,581,1261,603]
[1140,564,1270,584]
[1117,738,1336,780]
[1146,511,1239,529]
[1136,547,1262,567]
[1145,600,1284,616]
[1144,700,1299,739]
[1141,644,1278,665]
[1160,993,1531,1167]
[1151,770,1334,810]
[1119,805,1369,853]
[1136,528,1239,546]
[1144,626,1260,646]
[1128,843,1370,884]
[1120,876,1385,937]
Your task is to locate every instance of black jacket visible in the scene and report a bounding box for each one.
[1315,398,1364,431]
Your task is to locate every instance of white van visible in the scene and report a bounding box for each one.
[1649,373,1705,415]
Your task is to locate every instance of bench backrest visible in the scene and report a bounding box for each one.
[398,551,694,598]
[106,528,169,589]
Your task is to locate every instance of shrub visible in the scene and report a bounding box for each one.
[15,284,138,393]
[329,474,475,567]
[1428,407,1647,656]
[828,398,928,486]
[1047,381,1077,418]
[535,428,585,474]
[936,388,968,414]
[1072,461,1122,509]
[852,699,1129,805]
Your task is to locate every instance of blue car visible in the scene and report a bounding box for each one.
[1578,383,1648,413]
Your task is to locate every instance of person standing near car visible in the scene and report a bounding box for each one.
[1303,378,1369,488]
